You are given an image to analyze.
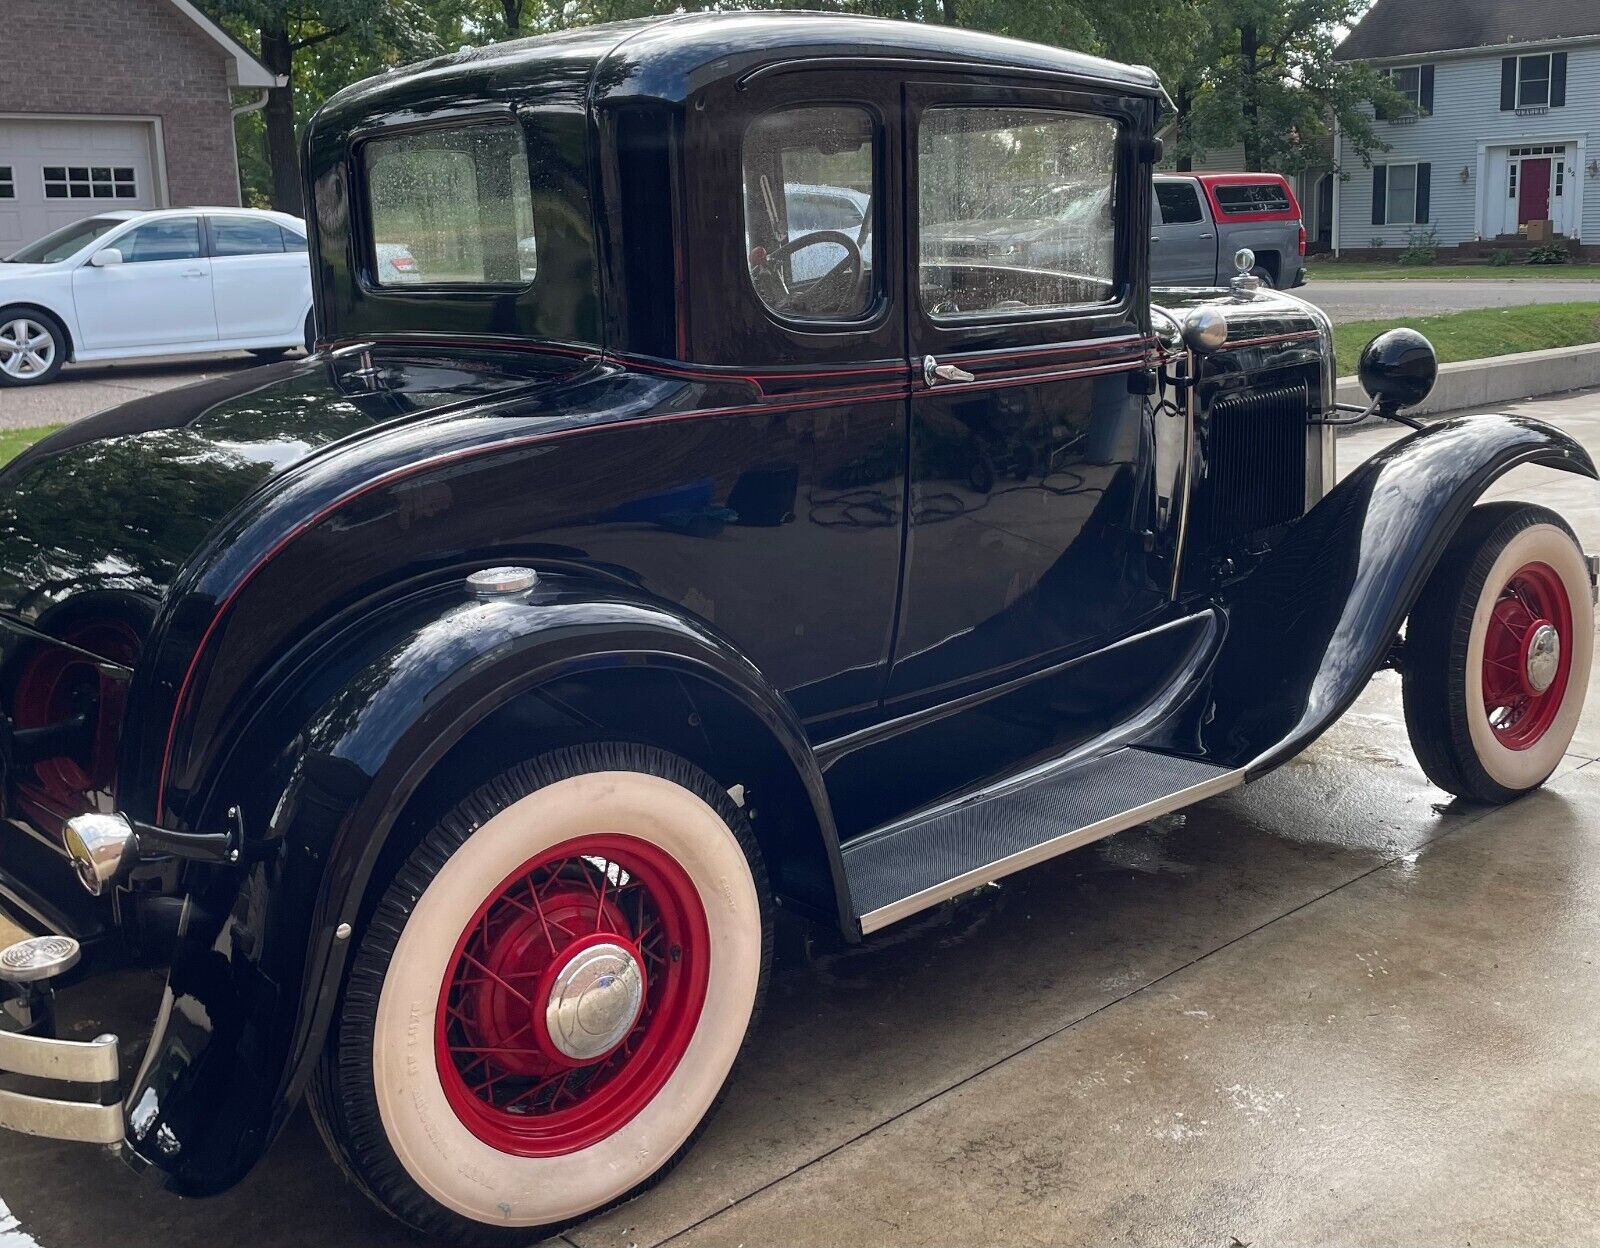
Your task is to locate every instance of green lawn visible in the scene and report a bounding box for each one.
[1333,302,1600,373]
[1311,261,1600,281]
[0,425,60,465]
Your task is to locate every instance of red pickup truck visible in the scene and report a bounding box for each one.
[1152,172,1308,289]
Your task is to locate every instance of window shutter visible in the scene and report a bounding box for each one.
[1415,163,1431,223]
[1372,166,1387,225]
[1551,52,1567,107]
[1500,57,1517,110]
[1420,64,1435,114]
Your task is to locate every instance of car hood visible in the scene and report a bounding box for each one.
[0,349,584,654]
[922,217,1063,246]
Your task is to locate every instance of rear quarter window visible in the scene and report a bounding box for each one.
[364,123,537,287]
[1212,182,1293,214]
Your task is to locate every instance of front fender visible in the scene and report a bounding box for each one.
[123,575,834,1193]
[1204,413,1596,773]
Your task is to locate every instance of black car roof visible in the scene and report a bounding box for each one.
[322,11,1166,121]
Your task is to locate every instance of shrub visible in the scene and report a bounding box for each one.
[1488,249,1515,267]
[1528,244,1569,266]
[1398,226,1440,265]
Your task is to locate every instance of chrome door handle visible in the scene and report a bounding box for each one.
[1198,233,1214,240]
[922,355,974,386]
[182,268,205,278]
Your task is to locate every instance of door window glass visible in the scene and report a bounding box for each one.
[118,217,202,263]
[281,227,308,252]
[743,105,877,321]
[919,107,1117,317]
[210,215,286,256]
[1154,181,1203,225]
[366,123,537,286]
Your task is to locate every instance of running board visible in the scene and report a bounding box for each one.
[843,747,1242,934]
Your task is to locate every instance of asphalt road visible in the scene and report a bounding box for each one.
[1299,275,1600,323]
[3,388,1599,1246]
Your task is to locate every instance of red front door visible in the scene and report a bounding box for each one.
[1519,158,1551,225]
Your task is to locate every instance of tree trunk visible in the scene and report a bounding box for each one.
[1239,22,1261,170]
[501,0,523,37]
[260,19,302,216]
[1173,82,1192,172]
[939,0,958,25]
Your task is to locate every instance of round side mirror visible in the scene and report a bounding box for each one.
[89,248,123,268]
[1358,328,1438,413]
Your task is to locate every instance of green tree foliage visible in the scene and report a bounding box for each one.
[1165,0,1404,174]
[211,0,1391,207]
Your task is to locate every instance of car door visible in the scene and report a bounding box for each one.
[71,215,216,350]
[889,80,1169,708]
[206,214,309,341]
[1150,177,1216,286]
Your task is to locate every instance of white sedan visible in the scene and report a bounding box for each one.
[0,207,313,387]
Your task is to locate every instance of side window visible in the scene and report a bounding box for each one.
[210,215,286,256]
[919,107,1118,317]
[1155,182,1204,225]
[743,105,876,321]
[1213,182,1291,214]
[117,217,202,263]
[281,227,308,252]
[365,123,537,287]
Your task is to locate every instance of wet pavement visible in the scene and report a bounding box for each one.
[2,390,1599,1246]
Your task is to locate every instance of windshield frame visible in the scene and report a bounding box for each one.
[3,215,129,265]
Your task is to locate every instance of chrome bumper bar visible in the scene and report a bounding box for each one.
[0,1027,122,1144]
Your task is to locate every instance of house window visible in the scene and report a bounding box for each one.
[1388,66,1422,109]
[0,167,13,199]
[1508,163,1517,198]
[1517,54,1551,108]
[1386,163,1419,224]
[43,166,137,200]
[1555,160,1565,198]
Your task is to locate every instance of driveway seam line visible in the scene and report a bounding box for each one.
[644,794,1512,1248]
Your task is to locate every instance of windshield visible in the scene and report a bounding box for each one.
[5,216,124,264]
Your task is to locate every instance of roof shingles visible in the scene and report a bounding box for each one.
[1335,0,1600,61]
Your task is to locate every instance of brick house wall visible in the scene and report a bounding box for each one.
[0,0,242,207]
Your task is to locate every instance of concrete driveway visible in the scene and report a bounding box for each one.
[0,352,294,430]
[1301,276,1600,323]
[4,391,1600,1247]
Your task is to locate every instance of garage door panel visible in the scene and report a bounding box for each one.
[0,119,157,256]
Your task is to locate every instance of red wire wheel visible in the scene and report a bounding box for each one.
[435,833,710,1157]
[1479,560,1573,751]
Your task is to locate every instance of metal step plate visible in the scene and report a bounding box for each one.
[843,747,1241,933]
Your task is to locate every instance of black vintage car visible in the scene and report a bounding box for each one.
[0,12,1593,1244]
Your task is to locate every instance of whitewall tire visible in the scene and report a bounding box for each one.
[1403,502,1593,803]
[311,744,771,1245]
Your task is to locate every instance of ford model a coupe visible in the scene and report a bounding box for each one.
[0,12,1593,1243]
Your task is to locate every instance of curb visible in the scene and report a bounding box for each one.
[1336,341,1600,418]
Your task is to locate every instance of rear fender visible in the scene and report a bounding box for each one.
[1201,413,1596,772]
[122,575,837,1193]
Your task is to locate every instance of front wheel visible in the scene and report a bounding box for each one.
[1403,502,1593,803]
[311,744,771,1244]
[0,309,66,387]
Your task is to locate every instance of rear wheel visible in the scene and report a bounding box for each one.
[311,744,771,1244]
[0,309,66,387]
[1403,503,1593,803]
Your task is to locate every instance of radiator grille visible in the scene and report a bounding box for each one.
[1196,380,1308,547]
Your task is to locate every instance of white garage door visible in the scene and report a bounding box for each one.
[0,118,159,256]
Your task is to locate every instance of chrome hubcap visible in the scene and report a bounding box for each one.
[1525,622,1561,694]
[544,941,646,1061]
[0,318,55,380]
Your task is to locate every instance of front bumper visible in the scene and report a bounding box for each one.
[0,1022,122,1144]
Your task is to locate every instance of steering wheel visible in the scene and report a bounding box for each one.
[756,230,863,316]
